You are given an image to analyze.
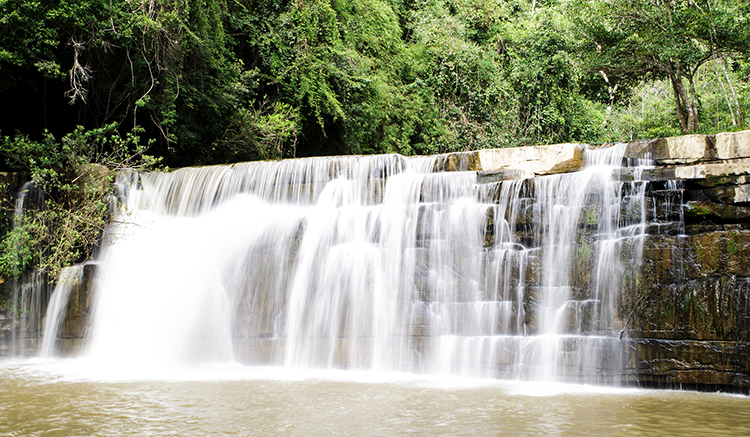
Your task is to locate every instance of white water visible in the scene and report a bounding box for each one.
[76,148,647,383]
[39,265,84,357]
[6,182,49,355]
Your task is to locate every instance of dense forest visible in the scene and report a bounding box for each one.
[1,0,749,283]
[2,0,749,166]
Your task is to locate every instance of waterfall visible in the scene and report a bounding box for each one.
[39,265,84,357]
[5,182,49,356]
[82,148,648,382]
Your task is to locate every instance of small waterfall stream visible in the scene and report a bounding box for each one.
[39,265,84,357]
[78,145,648,382]
[5,182,49,356]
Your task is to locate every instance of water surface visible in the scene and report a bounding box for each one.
[2,359,748,436]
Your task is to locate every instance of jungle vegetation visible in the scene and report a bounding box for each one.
[0,0,749,283]
[1,0,748,166]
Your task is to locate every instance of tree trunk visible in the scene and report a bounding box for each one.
[686,74,699,131]
[670,72,698,132]
[721,56,743,124]
[713,56,737,125]
[670,73,689,132]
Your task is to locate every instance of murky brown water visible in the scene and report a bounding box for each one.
[2,359,749,436]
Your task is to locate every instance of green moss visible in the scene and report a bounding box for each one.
[578,239,591,261]
[705,174,729,186]
[687,204,713,216]
[586,210,598,225]
[692,242,703,257]
[727,231,740,258]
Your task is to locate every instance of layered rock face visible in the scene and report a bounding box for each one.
[433,132,750,391]
[449,132,750,391]
[54,264,96,355]
[620,132,750,391]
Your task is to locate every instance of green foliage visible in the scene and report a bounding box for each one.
[601,79,684,141]
[0,125,159,282]
[0,0,94,72]
[0,0,748,159]
[0,221,41,279]
[570,0,750,133]
[499,6,598,145]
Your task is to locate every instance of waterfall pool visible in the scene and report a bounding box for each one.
[2,358,749,436]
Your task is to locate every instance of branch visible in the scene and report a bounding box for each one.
[65,39,92,104]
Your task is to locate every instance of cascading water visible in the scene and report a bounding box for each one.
[81,146,648,382]
[5,182,49,356]
[39,265,84,357]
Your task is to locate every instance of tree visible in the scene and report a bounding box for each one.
[572,0,750,133]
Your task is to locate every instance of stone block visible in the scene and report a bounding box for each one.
[433,151,480,172]
[624,134,714,164]
[685,201,750,220]
[475,143,585,175]
[700,184,750,204]
[674,159,750,180]
[715,130,750,160]
[476,168,534,183]
[626,339,750,391]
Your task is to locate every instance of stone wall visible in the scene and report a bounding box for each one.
[618,131,750,392]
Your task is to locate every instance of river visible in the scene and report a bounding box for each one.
[2,358,749,436]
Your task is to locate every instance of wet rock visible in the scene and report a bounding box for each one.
[700,184,750,204]
[435,151,480,172]
[619,166,677,182]
[685,201,750,221]
[626,339,750,391]
[477,168,534,183]
[692,174,750,189]
[58,264,97,353]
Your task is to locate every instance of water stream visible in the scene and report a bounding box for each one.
[5,182,49,356]
[39,265,84,357]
